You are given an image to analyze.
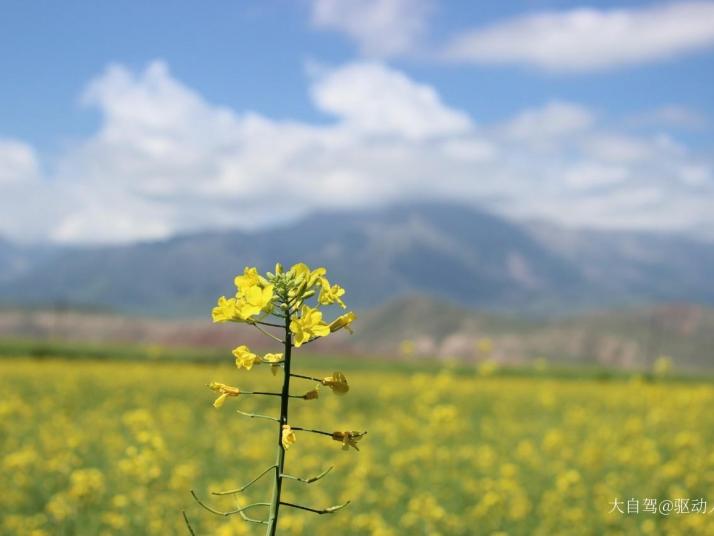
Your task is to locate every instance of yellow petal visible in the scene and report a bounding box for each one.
[213,394,228,408]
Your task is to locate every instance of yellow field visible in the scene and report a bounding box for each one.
[1,358,713,535]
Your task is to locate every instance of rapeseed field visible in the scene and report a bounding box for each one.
[1,358,713,535]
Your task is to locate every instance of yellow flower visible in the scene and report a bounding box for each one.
[213,292,269,323]
[236,284,274,318]
[234,267,261,292]
[263,352,284,376]
[303,387,320,400]
[318,278,346,308]
[282,425,296,449]
[212,296,239,323]
[290,263,326,287]
[286,263,326,307]
[213,266,275,321]
[322,372,349,395]
[290,262,309,276]
[308,267,327,287]
[290,305,330,347]
[232,345,261,370]
[289,262,311,285]
[329,311,357,334]
[208,382,240,408]
[331,431,366,451]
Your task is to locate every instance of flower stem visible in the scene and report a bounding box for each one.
[250,322,284,344]
[266,307,292,536]
[290,426,332,437]
[242,391,305,399]
[182,511,196,535]
[290,373,323,382]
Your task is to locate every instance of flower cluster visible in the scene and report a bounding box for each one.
[212,263,356,346]
[191,262,366,532]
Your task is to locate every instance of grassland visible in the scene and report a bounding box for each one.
[1,351,713,535]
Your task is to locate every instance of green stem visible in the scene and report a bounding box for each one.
[212,464,276,495]
[290,373,323,382]
[250,322,284,344]
[290,426,332,436]
[242,391,304,398]
[255,320,284,328]
[236,409,279,422]
[182,510,196,535]
[266,307,292,536]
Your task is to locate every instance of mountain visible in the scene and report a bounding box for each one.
[2,297,711,371]
[525,222,714,307]
[353,296,714,370]
[0,238,56,283]
[0,202,712,315]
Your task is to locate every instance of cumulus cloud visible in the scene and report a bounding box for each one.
[444,2,714,72]
[502,101,594,143]
[310,0,433,56]
[0,60,712,243]
[0,140,39,184]
[629,105,709,130]
[581,134,655,163]
[311,62,472,139]
[564,162,629,190]
[0,139,64,241]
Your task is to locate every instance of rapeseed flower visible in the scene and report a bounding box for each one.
[332,431,366,451]
[282,425,296,449]
[263,352,283,375]
[290,305,329,347]
[236,284,274,318]
[290,263,326,288]
[234,267,261,291]
[318,278,346,308]
[329,311,357,334]
[199,262,363,533]
[208,382,241,408]
[232,345,261,370]
[322,372,349,394]
[211,296,239,323]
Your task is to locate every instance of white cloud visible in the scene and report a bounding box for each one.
[503,101,594,143]
[581,134,655,163]
[630,105,709,129]
[564,162,628,190]
[444,2,714,72]
[0,60,712,243]
[311,62,472,139]
[310,0,432,56]
[678,163,712,186]
[0,139,63,241]
[439,138,496,161]
[0,139,39,184]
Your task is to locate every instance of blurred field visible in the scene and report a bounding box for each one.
[1,354,714,535]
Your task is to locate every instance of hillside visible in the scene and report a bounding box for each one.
[1,297,712,371]
[354,296,714,370]
[0,202,712,315]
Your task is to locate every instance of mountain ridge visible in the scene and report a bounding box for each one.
[0,202,712,316]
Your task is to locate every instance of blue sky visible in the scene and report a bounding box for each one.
[1,0,713,243]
